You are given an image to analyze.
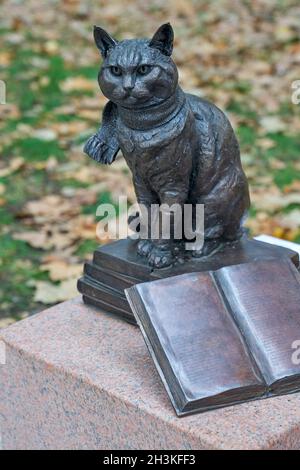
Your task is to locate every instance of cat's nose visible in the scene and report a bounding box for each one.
[123,75,134,91]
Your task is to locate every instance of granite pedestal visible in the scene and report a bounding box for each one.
[1,296,300,450]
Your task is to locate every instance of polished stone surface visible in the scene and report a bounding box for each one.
[1,296,300,449]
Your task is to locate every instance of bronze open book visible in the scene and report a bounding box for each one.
[125,258,300,416]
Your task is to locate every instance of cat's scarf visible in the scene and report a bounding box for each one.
[84,100,119,164]
[84,87,190,163]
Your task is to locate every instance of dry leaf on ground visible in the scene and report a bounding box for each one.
[60,76,96,92]
[250,186,300,212]
[34,278,79,304]
[13,231,48,249]
[0,157,24,177]
[41,260,83,281]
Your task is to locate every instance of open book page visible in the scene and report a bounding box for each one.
[215,258,300,390]
[127,271,265,414]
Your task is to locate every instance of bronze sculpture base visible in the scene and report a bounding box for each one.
[77,237,299,325]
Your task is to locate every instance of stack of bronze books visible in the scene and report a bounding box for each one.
[78,236,298,325]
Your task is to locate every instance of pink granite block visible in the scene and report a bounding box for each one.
[1,296,300,450]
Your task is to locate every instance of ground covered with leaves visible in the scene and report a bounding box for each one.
[0,0,300,326]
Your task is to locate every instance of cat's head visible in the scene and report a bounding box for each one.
[93,23,178,109]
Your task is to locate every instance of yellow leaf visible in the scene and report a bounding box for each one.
[41,261,83,281]
[0,157,24,177]
[60,77,96,92]
[34,279,78,304]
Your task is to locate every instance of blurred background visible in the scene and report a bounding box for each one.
[0,0,299,326]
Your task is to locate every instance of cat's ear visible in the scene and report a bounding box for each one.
[93,26,117,58]
[149,23,174,56]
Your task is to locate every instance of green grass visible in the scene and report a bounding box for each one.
[224,80,252,94]
[237,124,258,148]
[0,235,50,316]
[2,137,65,162]
[293,234,300,244]
[6,51,68,112]
[53,113,84,123]
[69,65,99,79]
[60,178,90,189]
[0,207,14,226]
[265,134,300,161]
[273,165,300,189]
[3,169,51,206]
[226,100,258,122]
[248,206,258,218]
[39,55,68,109]
[82,191,119,216]
[75,239,99,257]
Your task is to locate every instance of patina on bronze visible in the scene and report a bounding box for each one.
[78,24,299,321]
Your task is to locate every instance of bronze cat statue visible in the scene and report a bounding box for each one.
[84,23,250,269]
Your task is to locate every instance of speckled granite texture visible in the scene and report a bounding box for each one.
[1,296,300,450]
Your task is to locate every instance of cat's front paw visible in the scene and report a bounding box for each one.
[137,239,153,257]
[148,246,173,268]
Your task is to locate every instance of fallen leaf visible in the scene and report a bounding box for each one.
[13,231,48,249]
[51,121,88,137]
[20,195,79,222]
[80,96,107,109]
[60,76,96,92]
[0,317,16,329]
[275,25,296,42]
[277,210,300,231]
[251,186,300,212]
[78,109,101,121]
[0,157,24,177]
[31,156,58,171]
[34,278,78,304]
[283,180,300,193]
[269,159,286,170]
[0,103,20,120]
[41,260,83,281]
[260,116,287,133]
[172,0,196,18]
[0,51,11,66]
[43,40,59,55]
[72,215,98,240]
[257,138,276,150]
[32,128,58,141]
[246,212,280,236]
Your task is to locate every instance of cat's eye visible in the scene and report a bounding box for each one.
[137,65,151,75]
[110,66,122,76]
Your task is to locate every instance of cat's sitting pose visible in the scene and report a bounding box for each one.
[84,23,250,269]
